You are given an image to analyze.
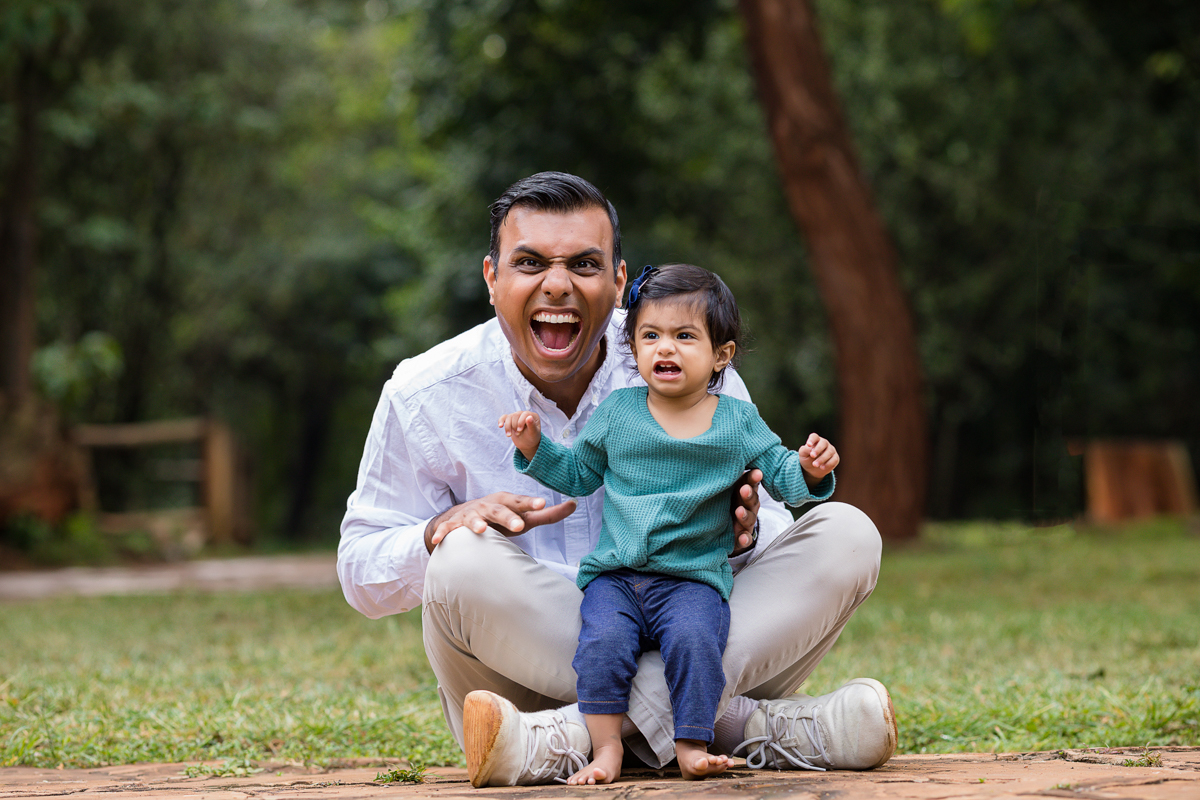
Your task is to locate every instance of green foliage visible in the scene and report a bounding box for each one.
[183,756,263,778]
[30,331,122,420]
[5,0,1198,540]
[374,763,427,783]
[0,512,113,566]
[1120,749,1164,768]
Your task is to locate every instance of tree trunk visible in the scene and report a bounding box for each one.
[0,53,41,413]
[738,0,927,541]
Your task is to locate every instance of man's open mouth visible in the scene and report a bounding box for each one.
[530,311,581,352]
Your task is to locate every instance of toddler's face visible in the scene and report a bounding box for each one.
[632,298,734,399]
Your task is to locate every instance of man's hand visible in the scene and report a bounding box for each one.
[799,433,839,488]
[730,469,762,556]
[425,492,577,553]
[498,411,542,462]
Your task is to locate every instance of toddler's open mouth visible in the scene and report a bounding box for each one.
[531,311,581,352]
[654,362,681,375]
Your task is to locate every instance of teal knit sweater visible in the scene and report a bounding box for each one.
[514,387,834,599]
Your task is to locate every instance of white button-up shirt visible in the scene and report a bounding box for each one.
[337,312,794,618]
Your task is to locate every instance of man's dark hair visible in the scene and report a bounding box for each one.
[622,263,744,391]
[489,172,622,270]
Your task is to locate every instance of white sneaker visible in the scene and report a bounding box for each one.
[463,691,590,786]
[734,678,897,771]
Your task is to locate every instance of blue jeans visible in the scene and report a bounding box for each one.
[573,569,731,743]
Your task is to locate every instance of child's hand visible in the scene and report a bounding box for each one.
[798,433,838,487]
[499,411,542,461]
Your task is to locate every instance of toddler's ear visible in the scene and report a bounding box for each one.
[714,341,736,370]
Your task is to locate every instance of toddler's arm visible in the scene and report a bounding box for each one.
[499,411,542,462]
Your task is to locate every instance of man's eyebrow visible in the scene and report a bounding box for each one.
[509,245,606,262]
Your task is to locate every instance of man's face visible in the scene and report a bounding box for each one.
[484,205,627,396]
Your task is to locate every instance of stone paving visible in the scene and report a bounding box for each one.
[2,748,1199,800]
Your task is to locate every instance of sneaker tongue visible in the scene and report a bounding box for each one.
[532,321,576,350]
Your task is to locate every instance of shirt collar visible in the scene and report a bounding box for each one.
[501,333,615,422]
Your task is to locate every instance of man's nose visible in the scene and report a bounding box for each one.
[541,265,573,297]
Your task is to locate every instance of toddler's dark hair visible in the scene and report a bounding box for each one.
[622,263,744,391]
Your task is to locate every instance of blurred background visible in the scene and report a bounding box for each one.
[1,0,1198,564]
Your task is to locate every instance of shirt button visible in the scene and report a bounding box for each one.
[562,430,570,438]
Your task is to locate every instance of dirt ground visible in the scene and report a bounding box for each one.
[4,559,1198,798]
[2,748,1199,799]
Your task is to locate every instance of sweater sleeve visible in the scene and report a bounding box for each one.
[514,406,609,498]
[741,405,835,507]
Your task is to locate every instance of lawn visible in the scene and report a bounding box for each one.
[2,518,1198,769]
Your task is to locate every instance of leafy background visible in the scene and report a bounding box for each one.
[3,0,1198,545]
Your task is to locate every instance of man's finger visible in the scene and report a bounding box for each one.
[520,499,577,530]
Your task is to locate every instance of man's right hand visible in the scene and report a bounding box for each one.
[425,492,577,553]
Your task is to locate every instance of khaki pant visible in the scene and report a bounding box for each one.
[421,501,881,767]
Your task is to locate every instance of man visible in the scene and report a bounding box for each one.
[338,172,895,785]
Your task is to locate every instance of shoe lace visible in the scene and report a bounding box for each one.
[522,713,589,785]
[733,703,828,772]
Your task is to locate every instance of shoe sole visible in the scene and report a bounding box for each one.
[463,690,506,787]
[846,678,898,768]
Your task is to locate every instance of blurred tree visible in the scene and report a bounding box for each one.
[0,1,83,412]
[738,0,927,541]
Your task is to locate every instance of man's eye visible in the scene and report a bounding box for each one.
[518,258,541,268]
[574,260,600,272]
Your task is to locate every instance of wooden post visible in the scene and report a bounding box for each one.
[204,420,237,545]
[1082,439,1198,522]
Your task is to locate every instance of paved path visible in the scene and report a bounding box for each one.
[0,554,339,601]
[2,749,1198,799]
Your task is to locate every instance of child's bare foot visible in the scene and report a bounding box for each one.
[677,739,730,780]
[567,744,622,785]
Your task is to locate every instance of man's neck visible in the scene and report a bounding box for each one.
[517,337,607,419]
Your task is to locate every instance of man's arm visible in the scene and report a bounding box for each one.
[339,385,576,616]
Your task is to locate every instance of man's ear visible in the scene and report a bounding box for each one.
[483,255,497,305]
[614,260,627,308]
[714,341,736,371]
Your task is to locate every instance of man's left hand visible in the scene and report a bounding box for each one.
[730,469,762,556]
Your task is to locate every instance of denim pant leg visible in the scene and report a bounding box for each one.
[641,576,730,744]
[573,573,645,715]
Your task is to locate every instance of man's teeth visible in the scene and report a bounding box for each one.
[532,312,580,324]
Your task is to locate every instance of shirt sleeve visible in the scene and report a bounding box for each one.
[515,405,609,498]
[337,384,449,618]
[717,371,795,555]
[741,404,836,507]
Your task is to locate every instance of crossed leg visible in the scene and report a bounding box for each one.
[421,502,882,768]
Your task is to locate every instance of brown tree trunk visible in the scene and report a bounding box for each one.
[0,53,40,413]
[739,0,927,541]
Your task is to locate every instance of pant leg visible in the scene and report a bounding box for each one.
[573,573,645,715]
[642,576,730,744]
[421,526,584,748]
[625,501,882,764]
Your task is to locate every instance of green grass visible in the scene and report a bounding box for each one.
[805,517,1200,754]
[1,518,1197,768]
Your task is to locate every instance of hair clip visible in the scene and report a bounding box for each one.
[627,265,656,307]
